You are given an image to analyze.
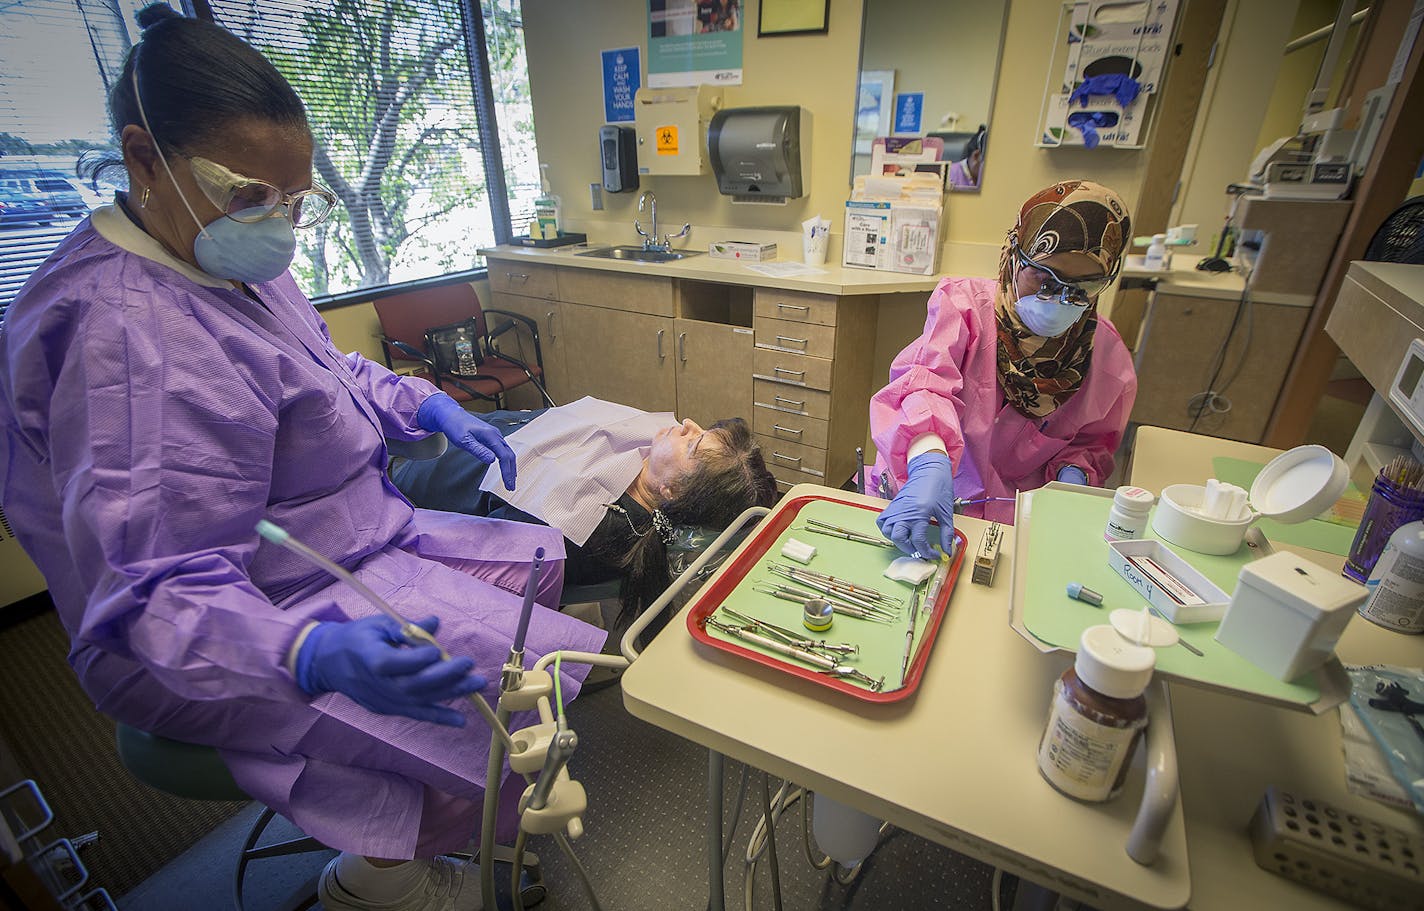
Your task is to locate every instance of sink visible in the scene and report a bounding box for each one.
[576,245,703,263]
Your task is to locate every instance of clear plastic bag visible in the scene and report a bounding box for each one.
[1346,665,1424,816]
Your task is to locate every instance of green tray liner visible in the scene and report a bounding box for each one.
[706,499,935,693]
[1021,488,1323,706]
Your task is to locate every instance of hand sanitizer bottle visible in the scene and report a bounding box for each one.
[534,163,561,241]
[1144,233,1168,271]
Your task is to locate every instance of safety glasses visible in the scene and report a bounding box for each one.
[188,156,338,229]
[1014,245,1119,302]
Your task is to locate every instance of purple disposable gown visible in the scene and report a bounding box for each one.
[0,207,606,859]
[870,276,1136,524]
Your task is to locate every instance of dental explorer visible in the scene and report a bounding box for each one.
[705,616,883,691]
[753,583,896,624]
[719,608,859,657]
[796,518,894,548]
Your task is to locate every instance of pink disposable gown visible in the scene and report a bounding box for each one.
[0,209,605,859]
[870,276,1136,524]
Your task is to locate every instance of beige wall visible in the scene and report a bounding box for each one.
[523,0,1157,282]
[1255,0,1365,155]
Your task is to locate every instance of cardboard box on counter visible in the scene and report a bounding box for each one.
[709,241,777,262]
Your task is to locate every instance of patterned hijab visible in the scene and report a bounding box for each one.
[994,180,1131,419]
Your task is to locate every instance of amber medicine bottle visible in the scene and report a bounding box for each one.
[1038,625,1154,802]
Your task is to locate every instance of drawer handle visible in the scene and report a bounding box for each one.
[772,424,803,437]
[776,478,794,490]
[546,311,556,340]
[773,366,805,378]
[506,272,530,282]
[678,332,687,363]
[774,395,804,409]
[657,328,665,360]
[776,302,810,313]
[776,335,808,349]
[772,452,802,466]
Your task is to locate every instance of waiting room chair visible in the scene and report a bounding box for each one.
[372,283,555,409]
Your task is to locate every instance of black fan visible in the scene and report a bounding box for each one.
[1364,195,1424,263]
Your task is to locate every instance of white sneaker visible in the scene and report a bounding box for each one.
[318,855,484,911]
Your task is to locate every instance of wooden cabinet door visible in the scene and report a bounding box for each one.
[487,292,567,407]
[673,318,754,427]
[561,303,676,412]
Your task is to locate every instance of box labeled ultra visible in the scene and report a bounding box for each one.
[1106,539,1230,624]
[709,241,777,262]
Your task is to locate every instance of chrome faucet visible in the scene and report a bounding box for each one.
[634,190,690,252]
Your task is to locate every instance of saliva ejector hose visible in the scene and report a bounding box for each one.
[254,519,532,752]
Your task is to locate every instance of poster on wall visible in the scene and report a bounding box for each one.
[647,0,743,87]
[602,47,641,123]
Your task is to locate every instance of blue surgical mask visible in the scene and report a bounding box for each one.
[1013,294,1087,337]
[192,208,297,284]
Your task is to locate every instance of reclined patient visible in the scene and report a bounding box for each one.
[392,397,779,615]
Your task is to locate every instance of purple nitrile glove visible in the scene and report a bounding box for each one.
[295,615,486,727]
[876,451,955,559]
[417,392,517,490]
[1057,464,1089,486]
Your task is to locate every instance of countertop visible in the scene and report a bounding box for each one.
[1121,254,1315,307]
[480,243,943,296]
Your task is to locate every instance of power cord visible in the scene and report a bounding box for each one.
[1186,267,1253,433]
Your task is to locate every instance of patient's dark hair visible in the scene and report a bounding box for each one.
[593,417,778,624]
[110,4,307,152]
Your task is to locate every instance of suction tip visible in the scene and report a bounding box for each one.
[255,519,288,543]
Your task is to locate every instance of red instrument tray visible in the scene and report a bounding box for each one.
[686,492,965,703]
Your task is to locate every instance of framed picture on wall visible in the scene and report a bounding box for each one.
[855,70,894,155]
[758,0,830,37]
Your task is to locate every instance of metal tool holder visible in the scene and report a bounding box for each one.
[0,779,116,910]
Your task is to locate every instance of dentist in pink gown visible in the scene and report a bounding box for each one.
[870,179,1137,556]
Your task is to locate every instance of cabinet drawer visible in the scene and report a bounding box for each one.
[558,268,674,317]
[753,347,832,391]
[488,260,558,299]
[753,317,836,359]
[759,435,827,475]
[753,379,831,421]
[754,407,829,449]
[754,288,837,327]
[768,462,826,493]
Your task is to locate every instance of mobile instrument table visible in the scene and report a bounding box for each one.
[622,484,1191,910]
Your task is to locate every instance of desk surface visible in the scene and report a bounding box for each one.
[1120,256,1313,307]
[1131,427,1424,910]
[622,487,1191,911]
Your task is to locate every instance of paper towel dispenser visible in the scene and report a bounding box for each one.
[708,106,807,202]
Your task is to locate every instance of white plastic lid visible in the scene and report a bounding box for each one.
[1248,444,1348,524]
[1075,625,1156,699]
[1151,234,1166,243]
[1113,486,1156,513]
[1237,551,1368,617]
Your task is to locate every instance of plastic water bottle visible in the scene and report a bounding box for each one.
[1144,233,1168,271]
[1359,520,1424,633]
[454,330,477,374]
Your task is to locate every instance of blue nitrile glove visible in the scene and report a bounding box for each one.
[417,393,517,490]
[295,615,486,727]
[1057,465,1089,486]
[876,451,955,559]
[1067,111,1115,149]
[1069,73,1141,109]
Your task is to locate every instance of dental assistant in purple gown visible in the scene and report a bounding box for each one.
[0,7,602,909]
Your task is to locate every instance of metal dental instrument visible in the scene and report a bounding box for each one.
[855,447,865,496]
[778,565,900,604]
[255,519,519,752]
[767,563,892,606]
[901,586,920,684]
[763,566,898,616]
[706,617,884,691]
[719,608,858,657]
[922,558,950,617]
[797,518,895,548]
[878,470,893,500]
[754,583,896,624]
[952,496,1015,510]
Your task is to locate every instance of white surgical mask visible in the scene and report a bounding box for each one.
[1013,294,1087,338]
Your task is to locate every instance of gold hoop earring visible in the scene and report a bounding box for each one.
[139,186,150,209]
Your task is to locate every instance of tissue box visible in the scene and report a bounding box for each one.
[1107,540,1230,623]
[1215,552,1366,682]
[709,241,777,262]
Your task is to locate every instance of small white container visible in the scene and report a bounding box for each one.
[1215,551,1367,681]
[1359,520,1424,633]
[1104,486,1155,542]
[1144,234,1168,271]
[1107,539,1231,623]
[1152,444,1348,556]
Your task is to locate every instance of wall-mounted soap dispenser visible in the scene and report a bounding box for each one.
[599,125,638,193]
[707,106,809,203]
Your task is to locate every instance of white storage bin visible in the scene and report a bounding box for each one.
[1106,539,1230,623]
[1214,552,1367,681]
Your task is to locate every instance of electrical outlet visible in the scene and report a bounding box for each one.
[589,183,603,211]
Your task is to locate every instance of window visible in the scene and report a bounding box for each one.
[0,0,532,318]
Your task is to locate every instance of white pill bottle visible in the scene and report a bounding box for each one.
[1105,486,1155,542]
[1359,520,1424,633]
